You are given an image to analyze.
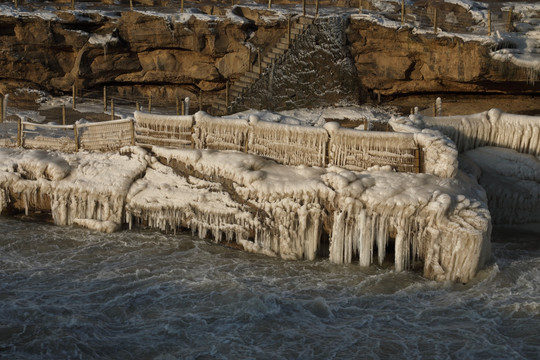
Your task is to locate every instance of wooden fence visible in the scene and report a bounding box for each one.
[17,119,134,153]
[135,111,422,172]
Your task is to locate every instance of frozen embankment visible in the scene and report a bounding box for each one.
[392,108,540,224]
[0,145,490,283]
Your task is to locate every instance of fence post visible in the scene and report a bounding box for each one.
[72,84,76,110]
[432,101,436,117]
[136,101,140,112]
[14,0,18,9]
[288,14,291,46]
[258,49,261,74]
[103,86,107,112]
[130,120,135,146]
[176,97,180,115]
[248,47,252,72]
[17,118,21,147]
[359,0,362,14]
[71,0,75,10]
[0,94,3,123]
[111,98,115,120]
[225,81,230,110]
[415,148,421,173]
[130,0,133,11]
[74,125,79,151]
[433,8,438,34]
[199,90,203,112]
[181,0,184,13]
[148,95,152,113]
[181,100,185,116]
[488,10,491,36]
[303,0,306,17]
[268,0,271,9]
[62,104,66,126]
[506,8,513,32]
[401,0,405,24]
[315,0,319,18]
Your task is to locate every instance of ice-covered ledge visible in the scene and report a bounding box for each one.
[0,145,491,283]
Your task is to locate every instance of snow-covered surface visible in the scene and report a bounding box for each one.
[0,142,491,282]
[409,108,540,156]
[462,146,540,224]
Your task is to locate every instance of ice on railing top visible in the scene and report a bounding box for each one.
[416,108,540,156]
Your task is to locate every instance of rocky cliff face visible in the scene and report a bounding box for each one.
[0,6,536,110]
[347,17,539,97]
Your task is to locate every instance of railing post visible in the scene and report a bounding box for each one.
[74,124,79,151]
[506,7,513,32]
[225,81,230,110]
[17,118,21,147]
[302,0,306,17]
[415,148,421,173]
[315,0,319,18]
[181,0,184,13]
[62,104,66,126]
[148,95,152,113]
[488,10,491,36]
[72,84,76,110]
[136,101,140,112]
[111,98,115,120]
[248,46,252,72]
[176,97,180,115]
[199,90,203,112]
[14,0,18,9]
[181,100,185,116]
[130,0,133,11]
[433,8,438,34]
[287,14,291,46]
[359,0,362,14]
[103,86,107,112]
[268,0,271,10]
[401,0,405,24]
[0,94,3,123]
[130,120,135,146]
[71,0,75,10]
[258,49,261,74]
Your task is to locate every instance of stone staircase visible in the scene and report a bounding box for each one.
[210,15,314,116]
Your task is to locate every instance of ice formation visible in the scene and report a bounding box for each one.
[392,109,540,225]
[152,146,491,283]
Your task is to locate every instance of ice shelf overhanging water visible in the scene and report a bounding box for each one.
[0,140,491,283]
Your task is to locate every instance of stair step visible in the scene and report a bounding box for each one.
[244,71,260,80]
[235,79,252,88]
[271,47,285,55]
[262,56,274,64]
[230,90,242,98]
[267,51,280,60]
[276,42,289,50]
[231,84,246,92]
[239,75,256,84]
[298,16,314,25]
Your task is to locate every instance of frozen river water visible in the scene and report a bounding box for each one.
[0,217,538,359]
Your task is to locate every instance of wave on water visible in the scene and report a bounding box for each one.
[0,218,538,359]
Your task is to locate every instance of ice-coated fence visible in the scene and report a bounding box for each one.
[193,112,250,152]
[134,112,193,149]
[420,109,540,156]
[136,111,422,173]
[326,126,420,173]
[248,119,329,167]
[18,119,134,153]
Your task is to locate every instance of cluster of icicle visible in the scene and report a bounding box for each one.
[325,122,419,173]
[134,112,193,148]
[413,108,540,156]
[389,116,459,178]
[192,112,250,151]
[136,111,431,174]
[152,146,491,283]
[248,115,328,168]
